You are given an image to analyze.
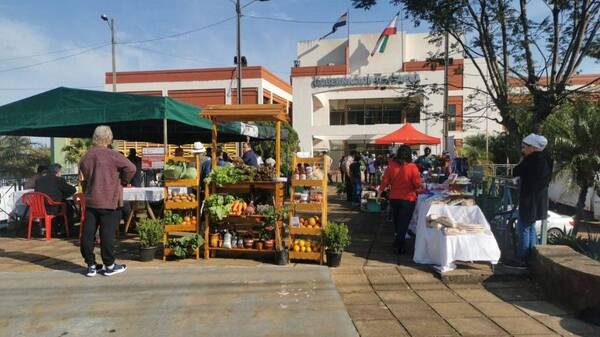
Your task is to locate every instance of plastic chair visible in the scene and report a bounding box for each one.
[22,192,69,241]
[74,193,86,240]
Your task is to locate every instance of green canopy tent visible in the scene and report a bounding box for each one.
[0,87,268,144]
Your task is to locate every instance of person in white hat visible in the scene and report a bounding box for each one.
[510,133,553,268]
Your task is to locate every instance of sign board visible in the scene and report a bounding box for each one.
[142,147,165,170]
[239,122,259,138]
[311,72,420,88]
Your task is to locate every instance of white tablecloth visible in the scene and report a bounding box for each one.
[413,194,501,272]
[122,187,187,202]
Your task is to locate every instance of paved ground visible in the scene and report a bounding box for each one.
[0,266,357,337]
[1,191,599,336]
[327,196,600,337]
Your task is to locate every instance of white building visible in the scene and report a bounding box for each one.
[291,32,502,159]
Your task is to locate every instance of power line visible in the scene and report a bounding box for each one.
[119,16,236,45]
[0,85,104,91]
[246,14,388,24]
[0,44,109,74]
[0,43,107,63]
[122,45,225,67]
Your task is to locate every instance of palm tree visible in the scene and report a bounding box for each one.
[62,138,91,165]
[543,100,600,232]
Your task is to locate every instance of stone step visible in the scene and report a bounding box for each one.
[440,262,531,284]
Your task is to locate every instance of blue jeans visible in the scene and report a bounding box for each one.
[516,219,538,260]
[352,178,362,205]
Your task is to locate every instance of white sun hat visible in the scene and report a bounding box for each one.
[191,141,206,153]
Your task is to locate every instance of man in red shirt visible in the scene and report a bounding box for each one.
[378,145,422,254]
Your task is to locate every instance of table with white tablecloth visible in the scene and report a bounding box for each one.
[413,194,501,272]
[122,187,188,233]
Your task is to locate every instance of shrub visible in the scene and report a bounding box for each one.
[137,218,164,248]
[549,230,600,262]
[323,222,350,253]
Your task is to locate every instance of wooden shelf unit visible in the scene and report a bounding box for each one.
[201,104,288,262]
[289,155,328,264]
[162,155,201,260]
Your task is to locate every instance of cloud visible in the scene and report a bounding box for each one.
[0,16,166,105]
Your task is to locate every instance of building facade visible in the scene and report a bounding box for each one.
[104,66,293,155]
[291,32,502,159]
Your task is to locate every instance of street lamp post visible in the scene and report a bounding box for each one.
[101,14,117,92]
[234,0,269,104]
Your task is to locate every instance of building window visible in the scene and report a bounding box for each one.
[330,100,345,125]
[328,98,421,125]
[448,104,457,131]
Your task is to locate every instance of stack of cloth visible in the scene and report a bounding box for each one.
[426,213,485,236]
[430,196,475,206]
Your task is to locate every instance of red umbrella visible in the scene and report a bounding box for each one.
[374,123,440,145]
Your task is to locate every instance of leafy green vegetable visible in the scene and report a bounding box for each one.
[162,210,183,225]
[205,194,233,221]
[205,166,247,186]
[168,234,204,258]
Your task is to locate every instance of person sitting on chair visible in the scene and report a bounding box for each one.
[34,163,76,232]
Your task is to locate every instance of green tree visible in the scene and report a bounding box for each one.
[463,133,521,165]
[61,138,91,165]
[543,99,600,230]
[353,0,599,134]
[250,122,300,175]
[0,136,50,180]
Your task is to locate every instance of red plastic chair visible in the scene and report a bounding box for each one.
[22,192,69,241]
[74,193,86,240]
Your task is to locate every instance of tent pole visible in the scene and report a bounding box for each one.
[211,122,218,169]
[163,117,168,155]
[275,120,281,177]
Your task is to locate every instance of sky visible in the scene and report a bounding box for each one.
[0,0,426,105]
[0,0,598,107]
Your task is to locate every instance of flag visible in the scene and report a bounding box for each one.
[371,12,399,56]
[320,12,348,40]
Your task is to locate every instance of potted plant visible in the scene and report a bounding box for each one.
[137,217,164,262]
[323,221,350,267]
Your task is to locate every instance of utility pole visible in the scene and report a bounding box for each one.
[101,15,117,92]
[236,0,242,104]
[442,30,449,152]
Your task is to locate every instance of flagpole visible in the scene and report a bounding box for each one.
[347,8,350,76]
[399,9,403,71]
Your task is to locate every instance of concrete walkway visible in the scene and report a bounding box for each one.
[1,190,599,336]
[0,266,357,337]
[327,196,600,337]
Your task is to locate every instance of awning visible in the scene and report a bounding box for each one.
[374,123,440,145]
[0,87,252,144]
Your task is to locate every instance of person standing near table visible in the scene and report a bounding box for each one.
[378,145,421,254]
[242,142,259,167]
[127,149,143,187]
[510,133,553,267]
[343,152,355,202]
[349,153,363,208]
[79,125,136,277]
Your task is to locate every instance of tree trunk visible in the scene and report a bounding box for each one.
[574,183,589,235]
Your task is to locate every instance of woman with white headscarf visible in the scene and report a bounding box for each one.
[510,133,553,267]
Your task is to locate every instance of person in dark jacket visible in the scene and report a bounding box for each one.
[79,125,136,277]
[242,142,259,166]
[349,154,363,208]
[34,163,76,222]
[512,133,553,266]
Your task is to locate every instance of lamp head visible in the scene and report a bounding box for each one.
[100,14,109,21]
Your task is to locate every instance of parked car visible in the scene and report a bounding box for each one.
[535,211,575,238]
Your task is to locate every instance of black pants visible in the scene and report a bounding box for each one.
[390,199,416,250]
[345,177,353,201]
[80,208,120,267]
